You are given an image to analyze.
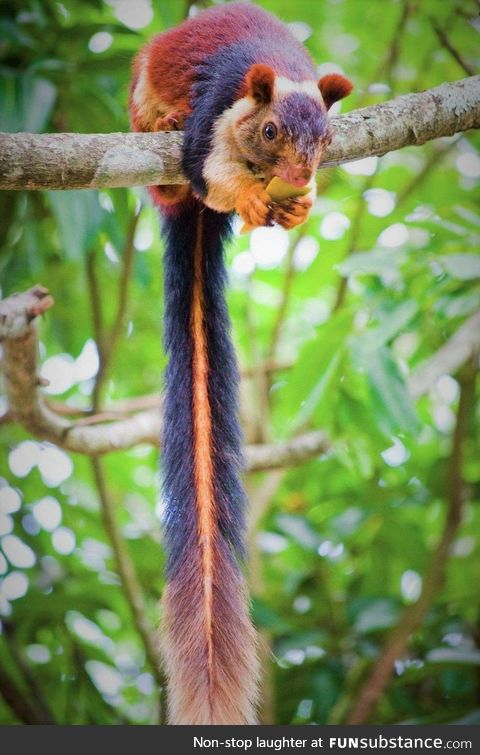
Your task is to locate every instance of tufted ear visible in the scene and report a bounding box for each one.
[318,73,353,110]
[245,63,275,104]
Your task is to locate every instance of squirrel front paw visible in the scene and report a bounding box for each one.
[272,195,313,230]
[236,184,272,228]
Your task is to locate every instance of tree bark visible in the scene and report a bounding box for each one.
[0,77,479,191]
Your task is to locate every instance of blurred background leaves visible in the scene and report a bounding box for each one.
[0,0,479,725]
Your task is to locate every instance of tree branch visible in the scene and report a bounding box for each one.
[2,288,479,469]
[244,430,331,471]
[431,19,475,77]
[332,171,377,312]
[84,208,166,720]
[90,207,141,411]
[0,77,479,191]
[0,662,51,724]
[243,278,271,444]
[346,359,477,724]
[332,136,460,311]
[267,230,303,364]
[2,623,54,724]
[357,0,416,107]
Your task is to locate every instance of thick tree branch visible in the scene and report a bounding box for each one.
[244,430,331,471]
[2,288,479,468]
[0,77,479,191]
[0,285,54,338]
[346,360,477,724]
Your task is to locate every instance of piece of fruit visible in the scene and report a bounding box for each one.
[265,176,311,203]
[240,177,311,234]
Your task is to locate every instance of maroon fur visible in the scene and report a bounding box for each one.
[318,73,354,110]
[245,63,275,104]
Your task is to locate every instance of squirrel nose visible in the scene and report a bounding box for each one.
[276,165,312,187]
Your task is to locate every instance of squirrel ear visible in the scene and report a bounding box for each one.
[318,73,353,110]
[245,63,275,104]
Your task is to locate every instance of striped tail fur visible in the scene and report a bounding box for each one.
[160,200,259,724]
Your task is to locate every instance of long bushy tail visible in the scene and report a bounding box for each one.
[160,200,259,725]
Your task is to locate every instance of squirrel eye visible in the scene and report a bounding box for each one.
[263,122,277,141]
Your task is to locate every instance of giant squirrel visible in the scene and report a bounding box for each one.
[130,1,352,725]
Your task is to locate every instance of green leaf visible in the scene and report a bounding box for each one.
[337,248,407,277]
[353,598,400,634]
[438,254,480,281]
[252,597,290,633]
[365,346,420,436]
[0,74,56,132]
[281,310,353,433]
[358,300,418,353]
[426,648,480,666]
[276,514,321,550]
[47,190,104,259]
[292,347,345,432]
[449,710,480,725]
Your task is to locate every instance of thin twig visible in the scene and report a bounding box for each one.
[98,208,141,402]
[90,458,166,701]
[0,663,51,724]
[85,220,166,721]
[346,359,477,724]
[333,171,377,312]
[332,1,411,312]
[244,277,271,444]
[432,19,475,77]
[86,252,105,366]
[267,230,303,365]
[89,207,142,411]
[2,624,54,723]
[411,6,463,91]
[333,137,459,312]
[382,0,417,91]
[46,392,162,417]
[396,138,459,205]
[357,0,416,107]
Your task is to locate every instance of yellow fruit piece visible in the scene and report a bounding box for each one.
[265,176,311,202]
[240,177,311,234]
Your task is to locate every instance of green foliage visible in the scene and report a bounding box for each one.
[0,0,479,726]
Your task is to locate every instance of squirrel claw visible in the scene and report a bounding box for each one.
[236,184,272,228]
[272,195,312,230]
[153,111,185,132]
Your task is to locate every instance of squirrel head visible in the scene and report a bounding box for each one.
[234,64,352,186]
